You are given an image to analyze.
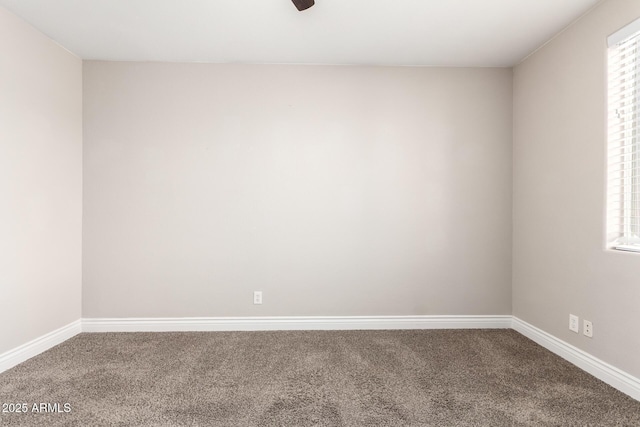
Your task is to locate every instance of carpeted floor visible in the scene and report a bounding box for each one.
[0,330,639,426]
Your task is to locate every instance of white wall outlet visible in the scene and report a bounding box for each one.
[253,291,263,305]
[569,314,579,333]
[583,320,593,338]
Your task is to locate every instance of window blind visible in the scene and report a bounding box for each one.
[608,19,640,251]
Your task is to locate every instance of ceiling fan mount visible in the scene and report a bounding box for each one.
[292,0,315,11]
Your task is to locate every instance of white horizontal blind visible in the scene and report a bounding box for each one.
[608,23,640,250]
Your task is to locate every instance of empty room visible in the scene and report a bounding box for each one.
[1,0,640,425]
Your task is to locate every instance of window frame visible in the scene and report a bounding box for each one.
[607,18,640,253]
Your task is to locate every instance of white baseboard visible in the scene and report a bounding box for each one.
[512,317,640,402]
[82,315,512,333]
[0,320,82,374]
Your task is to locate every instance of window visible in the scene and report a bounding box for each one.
[607,18,640,252]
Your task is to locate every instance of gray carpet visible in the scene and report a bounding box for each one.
[1,330,639,426]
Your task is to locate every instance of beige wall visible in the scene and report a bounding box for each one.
[83,62,513,318]
[513,0,640,378]
[0,8,82,354]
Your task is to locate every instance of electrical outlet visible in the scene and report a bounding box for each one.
[253,291,263,305]
[583,320,593,338]
[569,314,579,333]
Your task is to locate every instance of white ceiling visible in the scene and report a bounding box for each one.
[0,0,602,67]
